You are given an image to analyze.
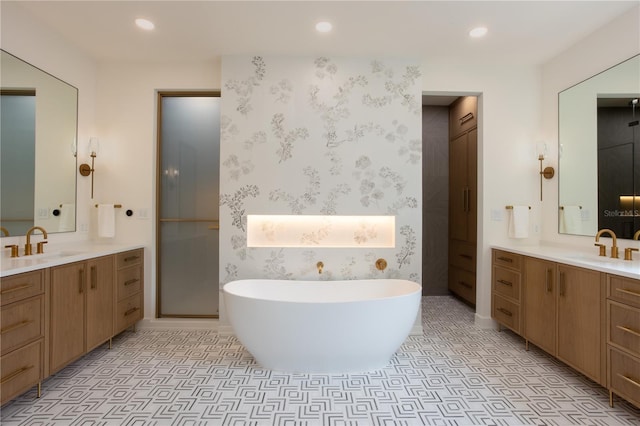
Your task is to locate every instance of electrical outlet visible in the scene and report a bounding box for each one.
[491,209,503,221]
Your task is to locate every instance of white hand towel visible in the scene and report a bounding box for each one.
[98,204,115,238]
[58,203,75,232]
[561,206,581,234]
[508,206,529,238]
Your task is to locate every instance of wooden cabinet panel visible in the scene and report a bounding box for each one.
[49,262,85,374]
[493,250,522,271]
[557,264,603,383]
[449,133,469,242]
[609,347,640,408]
[0,296,43,356]
[86,256,114,352]
[449,267,475,305]
[523,257,556,356]
[116,250,142,269]
[449,96,477,139]
[117,265,142,301]
[493,294,520,333]
[608,275,640,308]
[0,270,44,306]
[116,293,142,332]
[608,301,640,358]
[0,340,43,405]
[493,266,521,301]
[449,240,476,272]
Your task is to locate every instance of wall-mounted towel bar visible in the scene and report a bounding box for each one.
[559,206,582,210]
[505,205,531,210]
[94,204,122,208]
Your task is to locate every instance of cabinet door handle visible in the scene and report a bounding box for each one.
[124,255,139,262]
[617,325,640,338]
[124,278,139,286]
[497,308,513,317]
[465,187,471,213]
[545,268,553,293]
[124,307,139,316]
[0,365,34,384]
[91,266,97,289]
[0,319,33,334]
[497,279,513,287]
[459,254,473,260]
[0,283,32,295]
[497,256,513,263]
[559,271,566,297]
[616,288,640,298]
[617,373,640,389]
[79,269,84,294]
[458,281,472,289]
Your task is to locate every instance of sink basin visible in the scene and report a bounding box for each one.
[6,250,85,265]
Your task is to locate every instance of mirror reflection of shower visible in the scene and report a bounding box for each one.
[597,95,640,239]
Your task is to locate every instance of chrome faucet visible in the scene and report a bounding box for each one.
[595,228,618,259]
[25,226,48,256]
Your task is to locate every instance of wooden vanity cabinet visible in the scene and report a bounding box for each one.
[522,257,556,355]
[491,250,523,333]
[607,274,640,407]
[49,255,114,374]
[0,270,46,405]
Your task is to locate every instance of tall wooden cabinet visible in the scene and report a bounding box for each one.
[448,96,477,305]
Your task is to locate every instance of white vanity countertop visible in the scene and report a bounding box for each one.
[491,243,640,280]
[0,242,145,278]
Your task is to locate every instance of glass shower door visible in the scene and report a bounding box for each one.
[158,94,220,317]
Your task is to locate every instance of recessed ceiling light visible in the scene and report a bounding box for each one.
[135,18,155,31]
[469,26,488,38]
[315,21,332,33]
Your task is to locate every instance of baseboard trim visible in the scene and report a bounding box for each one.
[137,318,218,330]
[474,312,495,329]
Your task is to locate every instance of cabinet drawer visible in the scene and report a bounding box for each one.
[0,271,44,306]
[608,275,640,308]
[609,301,640,358]
[117,266,142,301]
[609,347,640,408]
[0,296,43,356]
[493,250,522,271]
[449,267,476,305]
[450,241,476,272]
[116,249,143,269]
[116,293,142,332]
[493,294,520,333]
[493,266,521,301]
[0,340,42,405]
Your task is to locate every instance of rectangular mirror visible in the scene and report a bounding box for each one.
[558,54,640,239]
[1,50,78,236]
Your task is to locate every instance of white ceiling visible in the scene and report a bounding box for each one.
[11,1,638,66]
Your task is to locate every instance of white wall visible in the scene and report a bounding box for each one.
[541,6,640,247]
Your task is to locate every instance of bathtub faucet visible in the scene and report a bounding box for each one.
[316,261,324,274]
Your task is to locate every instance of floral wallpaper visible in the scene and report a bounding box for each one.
[220,56,422,293]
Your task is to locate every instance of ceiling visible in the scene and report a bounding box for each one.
[10,1,638,66]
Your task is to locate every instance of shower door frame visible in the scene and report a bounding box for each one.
[155,90,221,318]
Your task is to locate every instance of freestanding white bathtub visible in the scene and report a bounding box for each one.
[223,279,421,373]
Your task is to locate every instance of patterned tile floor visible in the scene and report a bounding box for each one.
[2,296,639,425]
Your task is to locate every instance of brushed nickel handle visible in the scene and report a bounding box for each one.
[617,373,640,389]
[0,319,33,334]
[497,308,513,317]
[91,266,97,289]
[1,365,34,384]
[497,279,513,287]
[124,278,139,286]
[616,288,640,298]
[0,283,32,295]
[124,307,139,316]
[617,325,640,338]
[497,256,513,263]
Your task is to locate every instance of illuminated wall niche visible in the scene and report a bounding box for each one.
[247,215,395,248]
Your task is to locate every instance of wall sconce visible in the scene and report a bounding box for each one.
[537,143,555,201]
[79,137,99,199]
